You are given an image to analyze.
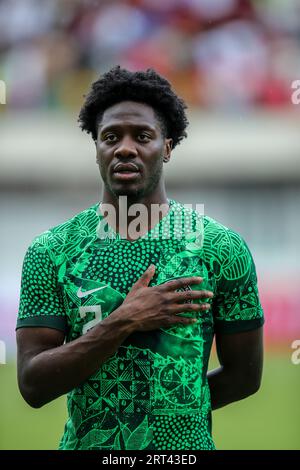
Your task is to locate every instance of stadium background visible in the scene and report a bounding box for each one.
[0,0,299,449]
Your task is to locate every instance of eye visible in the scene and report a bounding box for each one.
[137,133,151,142]
[103,133,118,143]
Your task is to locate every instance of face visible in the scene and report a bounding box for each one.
[96,101,172,201]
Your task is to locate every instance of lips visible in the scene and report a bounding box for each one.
[113,163,140,173]
[112,162,141,182]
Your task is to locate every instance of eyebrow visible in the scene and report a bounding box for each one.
[99,122,157,134]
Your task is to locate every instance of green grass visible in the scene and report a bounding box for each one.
[0,353,299,450]
[210,351,300,449]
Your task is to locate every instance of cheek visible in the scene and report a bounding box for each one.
[145,156,163,181]
[144,144,164,166]
[96,148,109,166]
[96,155,109,180]
[152,151,164,170]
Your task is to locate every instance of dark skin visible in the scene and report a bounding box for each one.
[17,101,263,409]
[96,101,172,238]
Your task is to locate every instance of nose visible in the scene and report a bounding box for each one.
[114,136,138,159]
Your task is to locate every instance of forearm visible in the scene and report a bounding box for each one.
[207,366,260,410]
[208,328,263,410]
[20,308,133,407]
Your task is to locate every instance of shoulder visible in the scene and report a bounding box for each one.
[203,215,248,252]
[26,202,100,263]
[202,216,256,287]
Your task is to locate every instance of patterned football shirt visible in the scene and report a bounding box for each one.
[17,199,264,450]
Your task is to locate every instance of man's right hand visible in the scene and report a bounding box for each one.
[112,264,214,332]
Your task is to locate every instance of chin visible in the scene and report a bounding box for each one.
[112,186,144,198]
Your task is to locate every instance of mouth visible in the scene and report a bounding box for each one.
[112,163,141,181]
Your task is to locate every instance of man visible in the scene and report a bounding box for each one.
[16,66,264,450]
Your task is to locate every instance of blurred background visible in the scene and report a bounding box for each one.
[0,0,299,450]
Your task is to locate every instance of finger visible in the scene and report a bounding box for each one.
[172,290,214,302]
[172,303,211,314]
[170,316,198,326]
[131,264,156,291]
[160,277,204,291]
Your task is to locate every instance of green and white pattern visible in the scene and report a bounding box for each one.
[17,199,264,450]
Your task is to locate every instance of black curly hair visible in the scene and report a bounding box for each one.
[78,66,189,148]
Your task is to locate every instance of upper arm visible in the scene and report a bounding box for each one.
[17,327,65,380]
[208,228,264,334]
[17,238,68,331]
[209,227,264,390]
[215,327,264,391]
[17,327,65,362]
[17,237,68,389]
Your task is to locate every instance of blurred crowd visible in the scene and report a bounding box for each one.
[0,0,299,110]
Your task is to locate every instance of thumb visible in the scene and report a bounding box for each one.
[131,264,156,291]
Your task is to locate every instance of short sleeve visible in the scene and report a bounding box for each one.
[211,230,264,334]
[16,237,68,332]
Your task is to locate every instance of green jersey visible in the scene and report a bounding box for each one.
[17,199,264,450]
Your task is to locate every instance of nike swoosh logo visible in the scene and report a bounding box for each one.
[77,285,108,298]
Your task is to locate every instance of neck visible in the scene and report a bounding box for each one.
[100,187,170,240]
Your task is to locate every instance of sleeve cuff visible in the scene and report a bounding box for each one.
[214,317,264,334]
[16,315,68,333]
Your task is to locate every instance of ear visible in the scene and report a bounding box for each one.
[94,139,99,163]
[163,138,172,163]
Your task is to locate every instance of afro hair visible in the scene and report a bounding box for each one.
[78,66,189,148]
